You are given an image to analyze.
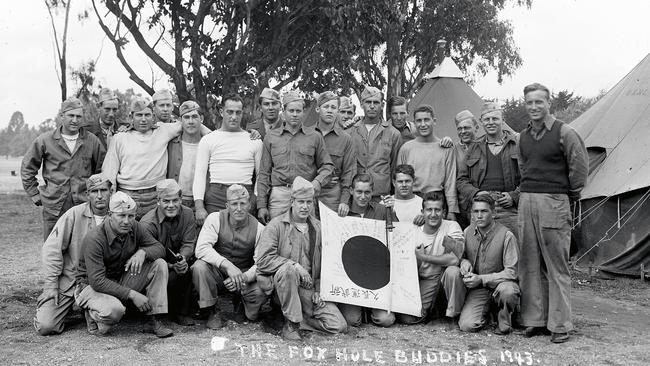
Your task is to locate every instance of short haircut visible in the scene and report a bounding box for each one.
[523,83,550,100]
[352,173,374,189]
[471,193,496,211]
[413,104,435,119]
[222,93,244,108]
[422,191,448,213]
[387,96,408,114]
[393,164,415,180]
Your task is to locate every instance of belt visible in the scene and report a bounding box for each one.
[119,186,156,194]
[210,183,253,190]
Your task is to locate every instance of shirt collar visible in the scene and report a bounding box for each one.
[315,121,344,136]
[472,222,496,241]
[104,219,135,246]
[527,116,555,131]
[349,201,377,216]
[280,209,317,226]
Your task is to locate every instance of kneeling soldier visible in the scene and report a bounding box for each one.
[256,177,347,340]
[140,179,197,326]
[458,194,520,334]
[74,192,173,337]
[192,184,267,329]
[35,174,111,335]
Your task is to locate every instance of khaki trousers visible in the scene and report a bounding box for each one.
[191,259,267,321]
[74,258,169,326]
[34,293,76,335]
[273,263,347,334]
[458,281,520,332]
[268,186,292,219]
[117,188,158,220]
[518,192,573,333]
[397,266,466,324]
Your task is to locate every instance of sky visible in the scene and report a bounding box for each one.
[1,0,650,128]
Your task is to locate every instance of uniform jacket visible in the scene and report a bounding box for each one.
[21,126,105,216]
[41,202,100,296]
[457,131,521,213]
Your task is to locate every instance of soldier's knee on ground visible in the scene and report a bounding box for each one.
[34,314,64,336]
[338,304,362,327]
[458,311,485,332]
[372,309,395,327]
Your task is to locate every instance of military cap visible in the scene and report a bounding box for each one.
[317,91,338,107]
[86,173,111,191]
[259,88,281,103]
[60,97,83,114]
[109,191,137,213]
[455,110,476,125]
[226,184,250,201]
[480,101,503,118]
[156,179,182,198]
[360,86,382,102]
[130,97,152,113]
[98,88,118,104]
[291,176,314,198]
[179,100,200,116]
[152,89,174,103]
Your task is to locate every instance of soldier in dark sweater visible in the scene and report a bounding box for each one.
[517,83,588,343]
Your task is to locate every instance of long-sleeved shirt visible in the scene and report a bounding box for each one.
[349,118,402,196]
[313,123,356,205]
[101,122,182,190]
[194,211,264,280]
[41,202,101,296]
[461,222,518,288]
[192,130,262,201]
[256,210,323,292]
[21,126,105,216]
[86,118,118,150]
[257,124,333,208]
[140,205,197,260]
[76,220,165,301]
[457,131,521,213]
[398,138,459,213]
[348,201,399,222]
[519,117,589,201]
[415,220,464,279]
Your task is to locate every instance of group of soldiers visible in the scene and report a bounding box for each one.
[23,82,588,344]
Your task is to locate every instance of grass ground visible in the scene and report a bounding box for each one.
[1,194,649,366]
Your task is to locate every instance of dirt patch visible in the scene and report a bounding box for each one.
[1,194,650,366]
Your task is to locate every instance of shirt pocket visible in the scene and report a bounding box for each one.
[539,193,570,229]
[271,145,288,169]
[296,145,316,172]
[329,148,345,175]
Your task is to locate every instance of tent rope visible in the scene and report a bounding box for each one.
[571,195,612,229]
[572,187,650,265]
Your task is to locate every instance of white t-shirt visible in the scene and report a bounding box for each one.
[61,133,79,153]
[93,215,106,226]
[193,130,263,200]
[179,141,199,200]
[393,195,423,224]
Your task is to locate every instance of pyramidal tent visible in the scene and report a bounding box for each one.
[572,53,650,278]
[408,57,512,139]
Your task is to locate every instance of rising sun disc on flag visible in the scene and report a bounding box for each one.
[341,235,390,290]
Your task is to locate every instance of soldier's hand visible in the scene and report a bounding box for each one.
[463,273,482,289]
[312,292,325,310]
[460,260,473,277]
[497,192,514,208]
[31,195,42,206]
[172,257,188,274]
[380,195,395,208]
[223,263,244,291]
[312,180,322,196]
[440,136,454,148]
[257,208,270,224]
[128,290,151,313]
[337,203,349,217]
[249,129,262,140]
[294,263,313,289]
[412,214,425,226]
[37,288,59,307]
[414,245,426,261]
[125,249,146,275]
[195,208,209,226]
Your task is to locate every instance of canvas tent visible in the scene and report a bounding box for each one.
[572,53,650,277]
[408,57,513,139]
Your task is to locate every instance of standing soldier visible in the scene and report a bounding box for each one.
[338,96,357,129]
[193,94,262,224]
[387,96,416,142]
[167,100,204,209]
[349,86,402,200]
[152,89,177,124]
[87,88,120,149]
[22,97,106,240]
[256,91,333,223]
[457,102,520,236]
[453,110,479,169]
[245,88,283,139]
[518,83,588,343]
[312,91,356,216]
